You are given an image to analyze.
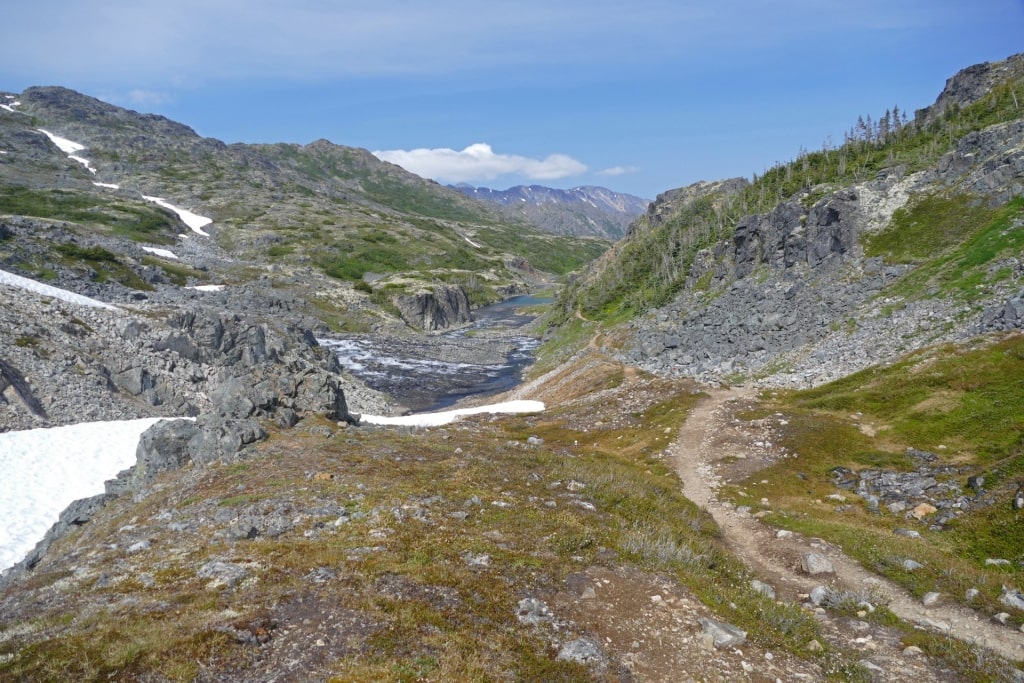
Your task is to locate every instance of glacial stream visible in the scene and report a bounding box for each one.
[320,295,551,413]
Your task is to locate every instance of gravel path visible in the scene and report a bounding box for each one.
[670,387,1024,668]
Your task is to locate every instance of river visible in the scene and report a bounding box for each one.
[319,295,551,413]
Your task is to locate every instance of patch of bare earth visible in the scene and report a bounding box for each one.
[669,386,1024,680]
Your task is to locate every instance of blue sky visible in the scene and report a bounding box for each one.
[2,1,1022,199]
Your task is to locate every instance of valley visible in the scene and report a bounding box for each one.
[1,53,1024,682]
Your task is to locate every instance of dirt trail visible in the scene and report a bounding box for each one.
[670,386,1024,664]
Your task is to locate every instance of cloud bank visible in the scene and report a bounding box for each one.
[598,166,640,177]
[372,143,587,183]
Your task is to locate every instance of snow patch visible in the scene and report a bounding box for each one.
[464,235,482,249]
[141,246,179,260]
[186,284,225,291]
[93,182,120,190]
[0,418,192,571]
[361,400,544,427]
[0,268,119,310]
[68,154,96,174]
[142,196,212,236]
[37,128,85,154]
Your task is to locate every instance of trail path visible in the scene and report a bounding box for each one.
[670,386,1024,664]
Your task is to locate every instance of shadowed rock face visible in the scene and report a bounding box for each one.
[394,285,473,331]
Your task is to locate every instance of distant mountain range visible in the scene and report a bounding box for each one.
[450,184,650,240]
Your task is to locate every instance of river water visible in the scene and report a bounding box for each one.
[320,295,550,413]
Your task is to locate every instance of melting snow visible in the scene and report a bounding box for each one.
[464,235,483,249]
[37,128,85,154]
[93,182,120,190]
[0,418,191,571]
[0,267,119,310]
[37,129,98,173]
[186,284,225,291]
[361,400,544,427]
[68,154,97,174]
[141,246,179,260]
[142,196,212,236]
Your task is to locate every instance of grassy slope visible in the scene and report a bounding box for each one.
[720,335,1024,649]
[562,57,1024,324]
[1,354,873,682]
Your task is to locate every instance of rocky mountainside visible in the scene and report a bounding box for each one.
[4,56,1024,682]
[561,53,1024,388]
[451,183,649,239]
[0,87,606,330]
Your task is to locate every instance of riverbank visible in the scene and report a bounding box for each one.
[321,294,551,414]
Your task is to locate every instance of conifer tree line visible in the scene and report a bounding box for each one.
[560,69,1023,323]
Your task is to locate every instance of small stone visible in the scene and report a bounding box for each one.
[903,559,924,571]
[127,540,150,553]
[999,586,1024,611]
[751,580,776,599]
[894,528,922,539]
[526,436,544,446]
[986,558,1012,567]
[699,617,747,648]
[966,588,980,601]
[313,471,334,481]
[516,598,552,626]
[776,530,793,539]
[993,612,1011,625]
[903,645,924,657]
[809,586,836,607]
[806,639,824,653]
[801,552,835,575]
[461,552,491,568]
[556,638,605,666]
[887,501,907,514]
[922,592,942,607]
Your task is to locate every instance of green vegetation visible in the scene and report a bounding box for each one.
[564,195,732,320]
[867,195,1024,301]
[562,57,1024,324]
[723,336,1024,636]
[0,186,177,242]
[0,359,865,681]
[475,227,608,275]
[53,242,153,290]
[140,256,208,287]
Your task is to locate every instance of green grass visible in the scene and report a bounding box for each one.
[0,360,853,681]
[54,242,153,290]
[721,335,1024,637]
[0,186,177,243]
[563,56,1024,325]
[866,194,1024,302]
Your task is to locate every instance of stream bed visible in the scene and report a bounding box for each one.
[320,295,550,413]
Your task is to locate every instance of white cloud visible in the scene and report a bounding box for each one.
[372,143,587,183]
[598,166,640,177]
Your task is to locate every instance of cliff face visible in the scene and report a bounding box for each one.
[394,285,473,331]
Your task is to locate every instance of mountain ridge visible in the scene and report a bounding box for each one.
[3,55,1024,682]
[451,182,649,239]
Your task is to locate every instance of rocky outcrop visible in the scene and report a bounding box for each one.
[623,93,1024,388]
[395,285,473,331]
